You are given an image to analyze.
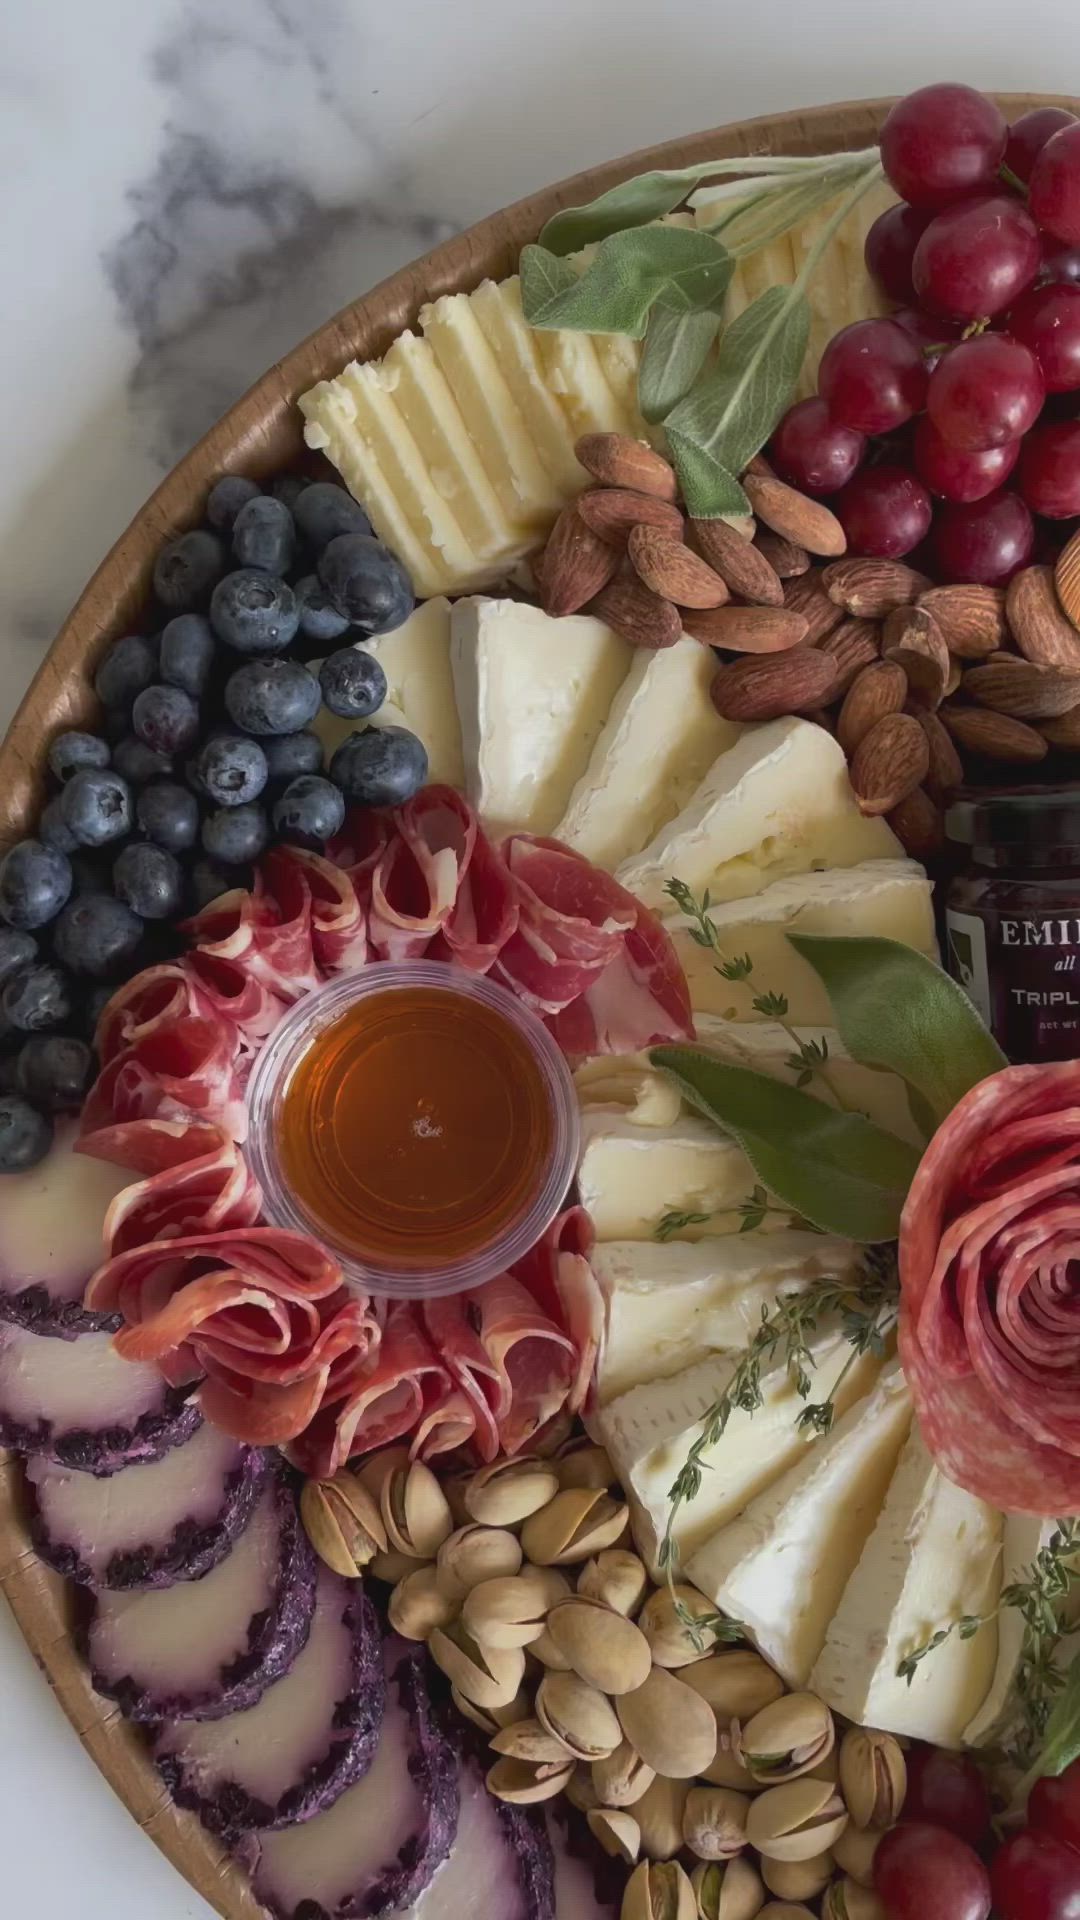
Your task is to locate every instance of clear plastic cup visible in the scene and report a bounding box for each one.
[245,962,580,1301]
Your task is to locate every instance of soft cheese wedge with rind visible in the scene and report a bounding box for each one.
[555,640,739,871]
[593,1231,859,1406]
[450,598,631,837]
[809,1423,1001,1748]
[578,1109,769,1244]
[313,599,465,790]
[692,1018,925,1148]
[685,1367,913,1687]
[965,1516,1058,1747]
[616,718,902,911]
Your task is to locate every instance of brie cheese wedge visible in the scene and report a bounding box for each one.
[965,1517,1058,1747]
[312,599,465,789]
[578,1110,759,1247]
[686,1368,913,1687]
[616,719,902,912]
[810,1423,1002,1748]
[693,1018,925,1148]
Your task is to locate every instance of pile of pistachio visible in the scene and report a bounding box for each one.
[301,1443,907,1920]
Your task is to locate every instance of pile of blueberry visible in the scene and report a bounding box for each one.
[0,470,428,1174]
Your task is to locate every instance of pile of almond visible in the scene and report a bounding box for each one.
[538,434,1080,858]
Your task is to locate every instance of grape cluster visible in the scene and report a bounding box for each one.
[770,85,1080,587]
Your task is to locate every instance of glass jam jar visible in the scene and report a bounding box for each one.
[945,787,1080,1063]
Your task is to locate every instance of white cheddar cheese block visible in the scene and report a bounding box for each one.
[965,1516,1058,1746]
[312,599,465,789]
[533,326,630,439]
[692,1018,925,1148]
[555,641,739,871]
[594,1231,858,1406]
[617,719,902,912]
[380,333,523,562]
[665,860,936,1020]
[578,1110,760,1246]
[450,598,631,837]
[469,278,585,497]
[421,294,563,527]
[592,1336,882,1573]
[686,1368,913,1687]
[810,1423,1002,1748]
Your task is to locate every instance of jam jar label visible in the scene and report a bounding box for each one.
[946,906,1080,1062]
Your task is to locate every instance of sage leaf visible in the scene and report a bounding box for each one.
[787,935,1008,1129]
[521,229,732,338]
[708,163,878,257]
[519,246,579,320]
[538,153,842,256]
[665,438,749,520]
[639,308,721,423]
[650,1046,921,1243]
[664,286,810,511]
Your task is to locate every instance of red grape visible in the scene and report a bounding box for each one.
[1042,243,1080,286]
[874,1822,991,1920]
[1006,107,1078,184]
[932,489,1035,583]
[1009,282,1080,391]
[818,318,928,433]
[914,416,1020,501]
[865,203,932,302]
[913,196,1042,321]
[880,84,1007,210]
[892,306,962,372]
[927,333,1044,449]
[1031,124,1080,247]
[769,397,866,495]
[835,465,932,558]
[991,1829,1080,1920]
[1030,1758,1080,1857]
[901,1744,992,1847]
[1019,422,1080,517]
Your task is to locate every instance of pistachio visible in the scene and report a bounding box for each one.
[741,1694,835,1785]
[682,1786,750,1862]
[592,1741,656,1809]
[462,1575,549,1650]
[682,1649,786,1722]
[622,1859,697,1920]
[436,1524,523,1598]
[536,1670,622,1761]
[486,1755,575,1804]
[299,1470,387,1577]
[442,1471,474,1529]
[746,1779,849,1863]
[588,1807,642,1865]
[557,1439,615,1491]
[546,1597,652,1695]
[566,1764,602,1813]
[490,1718,574,1765]
[386,1565,459,1642]
[838,1728,906,1830]
[464,1456,559,1527]
[701,1722,754,1792]
[756,1906,815,1919]
[531,1625,575,1671]
[428,1620,525,1711]
[355,1444,411,1501]
[450,1684,530,1736]
[370,1546,426,1585]
[521,1488,630,1566]
[691,1856,766,1920]
[639,1585,724,1669]
[636,1777,691,1862]
[578,1549,650,1618]
[822,1880,886,1920]
[762,1851,834,1901]
[380,1459,453,1560]
[617,1668,718,1780]
[832,1825,882,1888]
[522,1564,573,1609]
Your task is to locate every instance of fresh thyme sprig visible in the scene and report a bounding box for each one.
[653,1186,821,1243]
[655,1208,713,1242]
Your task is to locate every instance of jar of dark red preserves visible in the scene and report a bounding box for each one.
[945,788,1080,1063]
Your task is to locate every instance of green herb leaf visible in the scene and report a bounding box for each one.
[708,163,877,256]
[639,307,721,423]
[518,246,579,319]
[665,287,810,515]
[537,153,843,256]
[787,935,1008,1129]
[1024,1653,1080,1785]
[664,438,750,520]
[520,229,733,339]
[650,1046,921,1243]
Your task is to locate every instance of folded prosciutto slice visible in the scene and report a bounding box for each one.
[492,836,636,1016]
[511,1208,603,1416]
[81,1012,249,1143]
[288,1303,450,1478]
[546,895,694,1057]
[78,1119,262,1256]
[367,786,476,961]
[467,1273,577,1455]
[431,824,518,975]
[184,865,321,1002]
[264,846,367,975]
[420,1292,503,1462]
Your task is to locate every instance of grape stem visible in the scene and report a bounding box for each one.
[999,161,1030,198]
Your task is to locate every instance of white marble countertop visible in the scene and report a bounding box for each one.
[1,3,1076,1913]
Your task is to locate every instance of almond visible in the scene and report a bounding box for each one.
[881,607,951,709]
[822,558,931,620]
[689,519,785,606]
[591,578,683,651]
[1056,526,1080,631]
[964,657,1080,719]
[681,607,809,654]
[754,532,810,578]
[783,570,845,645]
[1006,565,1080,670]
[816,618,880,695]
[916,584,1006,658]
[941,705,1050,764]
[836,661,908,756]
[849,712,930,817]
[888,787,944,861]
[945,656,963,698]
[539,507,620,617]
[575,434,679,502]
[1040,707,1080,748]
[710,648,839,722]
[742,472,846,557]
[577,488,685,547]
[908,705,964,800]
[627,525,729,609]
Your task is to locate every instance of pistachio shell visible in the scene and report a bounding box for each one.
[636,1777,691,1862]
[521,1488,630,1567]
[450,1684,530,1736]
[578,1549,650,1618]
[443,1471,474,1529]
[546,1597,652,1696]
[746,1779,848,1863]
[691,1856,766,1920]
[532,1624,574,1670]
[682,1648,786,1721]
[380,1460,453,1560]
[464,1456,559,1527]
[592,1741,656,1809]
[762,1851,834,1901]
[299,1471,387,1577]
[822,1877,885,1920]
[490,1717,573,1765]
[588,1807,641,1865]
[622,1859,697,1920]
[617,1668,718,1780]
[370,1546,426,1585]
[557,1441,615,1491]
[566,1764,602,1813]
[701,1737,755,1792]
[832,1825,882,1888]
[428,1620,525,1711]
[757,1906,816,1919]
[521,1564,573,1609]
[462,1575,548,1650]
[436,1524,523,1598]
[837,1728,906,1830]
[536,1670,622,1761]
[741,1694,835,1784]
[639,1585,723,1669]
[355,1444,411,1502]
[486,1755,574,1804]
[386,1565,458,1642]
[682,1786,750,1862]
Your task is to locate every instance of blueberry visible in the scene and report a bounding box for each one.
[271,474,311,514]
[160,614,217,697]
[54,895,143,980]
[318,534,414,636]
[59,769,134,848]
[132,684,201,756]
[319,646,387,719]
[136,781,199,853]
[294,482,372,551]
[0,930,37,985]
[272,775,346,847]
[48,731,111,785]
[206,475,261,532]
[113,842,184,920]
[329,725,428,806]
[16,1036,93,1113]
[201,803,269,867]
[2,963,73,1033]
[293,574,351,653]
[232,495,296,575]
[39,796,79,855]
[0,1096,53,1174]
[188,733,268,807]
[94,634,157,712]
[210,569,300,654]
[0,840,73,930]
[154,529,227,611]
[260,730,324,786]
[225,658,321,736]
[112,735,173,786]
[189,858,249,912]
